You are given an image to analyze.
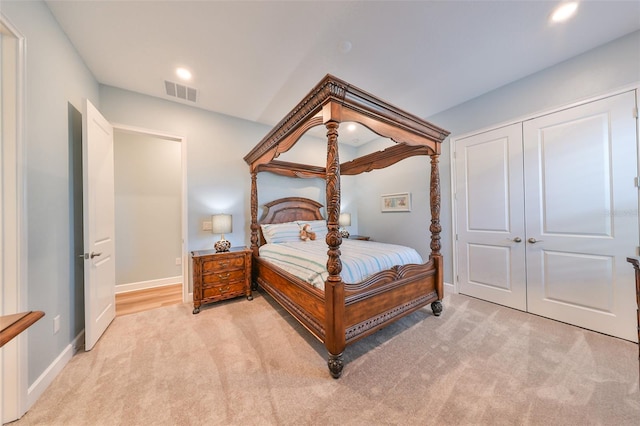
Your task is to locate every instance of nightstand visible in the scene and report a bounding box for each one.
[348,235,370,241]
[191,246,252,314]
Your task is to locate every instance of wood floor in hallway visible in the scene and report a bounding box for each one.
[115,284,183,316]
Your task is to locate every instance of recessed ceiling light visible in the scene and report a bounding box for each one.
[338,40,352,54]
[347,123,357,131]
[176,67,192,81]
[550,2,579,23]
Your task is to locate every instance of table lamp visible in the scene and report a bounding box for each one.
[339,212,351,238]
[212,214,232,252]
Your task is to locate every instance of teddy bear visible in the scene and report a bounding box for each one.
[299,223,316,241]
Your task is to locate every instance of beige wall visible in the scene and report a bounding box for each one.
[2,0,101,387]
[114,130,182,286]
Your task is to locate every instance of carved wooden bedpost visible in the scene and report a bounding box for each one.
[249,172,259,291]
[324,120,346,378]
[250,171,259,256]
[429,153,444,316]
[429,153,441,255]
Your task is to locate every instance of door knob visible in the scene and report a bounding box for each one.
[90,252,102,259]
[512,237,522,243]
[528,238,543,244]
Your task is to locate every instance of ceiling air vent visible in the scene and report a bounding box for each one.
[164,80,197,102]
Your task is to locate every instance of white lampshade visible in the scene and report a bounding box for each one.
[212,214,232,235]
[212,214,232,252]
[339,213,351,227]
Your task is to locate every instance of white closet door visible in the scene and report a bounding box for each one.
[523,91,638,341]
[455,124,527,310]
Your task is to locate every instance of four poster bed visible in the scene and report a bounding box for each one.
[243,75,450,378]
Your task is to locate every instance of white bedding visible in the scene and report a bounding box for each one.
[258,239,423,289]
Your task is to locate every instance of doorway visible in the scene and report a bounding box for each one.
[453,90,639,341]
[112,126,188,307]
[78,104,189,349]
[1,13,27,423]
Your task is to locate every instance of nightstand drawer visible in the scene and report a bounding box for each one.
[202,254,245,273]
[202,282,246,299]
[202,269,246,286]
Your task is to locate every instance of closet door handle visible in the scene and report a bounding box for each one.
[527,238,543,244]
[512,237,522,243]
[90,252,102,259]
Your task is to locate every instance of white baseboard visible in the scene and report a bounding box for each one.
[444,281,456,294]
[116,276,182,294]
[27,331,84,410]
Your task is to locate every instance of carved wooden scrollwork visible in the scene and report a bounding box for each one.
[250,172,259,255]
[429,154,441,256]
[244,74,448,168]
[325,121,342,279]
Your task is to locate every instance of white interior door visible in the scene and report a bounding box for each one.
[83,99,116,350]
[454,91,638,341]
[455,124,527,310]
[523,91,638,341]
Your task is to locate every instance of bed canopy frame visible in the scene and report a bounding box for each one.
[244,74,450,377]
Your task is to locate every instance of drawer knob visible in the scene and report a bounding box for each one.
[218,273,230,280]
[219,286,230,294]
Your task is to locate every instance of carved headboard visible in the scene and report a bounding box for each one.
[260,197,324,224]
[258,197,324,245]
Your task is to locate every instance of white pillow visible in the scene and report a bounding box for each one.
[260,221,301,244]
[298,219,328,239]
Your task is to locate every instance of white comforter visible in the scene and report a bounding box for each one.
[258,239,423,289]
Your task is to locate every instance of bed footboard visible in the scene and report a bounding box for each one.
[344,257,441,344]
[254,252,443,378]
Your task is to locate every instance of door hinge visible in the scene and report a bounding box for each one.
[636,246,640,256]
[635,177,640,188]
[455,234,458,241]
[633,107,638,119]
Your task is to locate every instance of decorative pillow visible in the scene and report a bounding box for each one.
[299,219,328,239]
[260,222,301,244]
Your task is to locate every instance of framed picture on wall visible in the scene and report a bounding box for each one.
[381,192,411,212]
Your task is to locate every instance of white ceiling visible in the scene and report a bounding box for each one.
[45,0,640,144]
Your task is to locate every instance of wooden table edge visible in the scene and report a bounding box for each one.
[0,311,45,347]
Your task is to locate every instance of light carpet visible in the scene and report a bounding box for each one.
[11,292,640,425]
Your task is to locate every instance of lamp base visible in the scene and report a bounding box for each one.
[214,238,231,252]
[340,229,350,238]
